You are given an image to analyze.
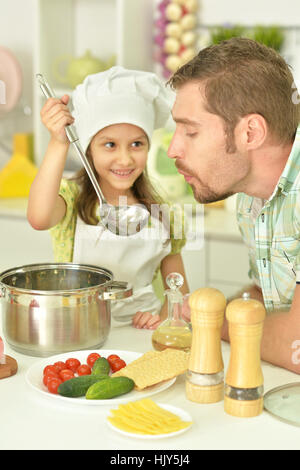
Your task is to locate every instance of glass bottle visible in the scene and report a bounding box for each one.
[152,272,192,352]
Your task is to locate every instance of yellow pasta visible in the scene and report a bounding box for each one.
[108,399,192,435]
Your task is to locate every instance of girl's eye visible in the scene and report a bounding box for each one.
[105,142,115,148]
[132,141,143,147]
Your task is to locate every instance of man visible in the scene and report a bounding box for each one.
[167,37,300,374]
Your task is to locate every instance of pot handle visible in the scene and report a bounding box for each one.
[99,281,133,301]
[0,284,5,299]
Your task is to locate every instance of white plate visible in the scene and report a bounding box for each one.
[25,349,176,406]
[106,403,192,439]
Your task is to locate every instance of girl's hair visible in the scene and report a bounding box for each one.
[72,145,164,226]
[168,37,300,151]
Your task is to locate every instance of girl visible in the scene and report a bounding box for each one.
[28,66,189,329]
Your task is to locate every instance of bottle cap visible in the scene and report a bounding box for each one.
[188,287,227,313]
[226,296,266,325]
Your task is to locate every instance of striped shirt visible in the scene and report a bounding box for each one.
[236,125,300,313]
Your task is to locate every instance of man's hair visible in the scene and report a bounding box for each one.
[168,37,300,149]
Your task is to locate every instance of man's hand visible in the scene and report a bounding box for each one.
[181,294,191,322]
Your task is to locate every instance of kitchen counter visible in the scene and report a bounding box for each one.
[0,323,299,451]
[0,198,28,218]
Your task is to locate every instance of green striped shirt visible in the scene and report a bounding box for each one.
[236,125,300,312]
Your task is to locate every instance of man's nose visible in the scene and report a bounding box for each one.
[167,132,183,160]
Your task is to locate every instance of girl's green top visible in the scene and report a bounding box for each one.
[49,179,187,282]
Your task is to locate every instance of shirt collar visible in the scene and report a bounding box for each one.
[275,124,300,197]
[237,125,300,215]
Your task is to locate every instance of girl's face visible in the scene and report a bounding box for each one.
[89,123,149,201]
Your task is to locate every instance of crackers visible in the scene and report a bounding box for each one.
[112,349,189,390]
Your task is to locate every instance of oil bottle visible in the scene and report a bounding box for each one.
[152,272,192,352]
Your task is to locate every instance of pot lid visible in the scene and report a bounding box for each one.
[264,382,300,427]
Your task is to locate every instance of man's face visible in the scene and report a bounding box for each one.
[168,81,250,204]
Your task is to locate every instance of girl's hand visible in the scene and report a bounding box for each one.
[40,95,74,145]
[132,311,162,330]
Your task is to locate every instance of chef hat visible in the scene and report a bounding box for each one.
[72,66,174,153]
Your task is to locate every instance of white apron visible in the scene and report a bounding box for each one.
[73,216,171,325]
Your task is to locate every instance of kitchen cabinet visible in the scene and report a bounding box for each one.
[33,0,154,167]
[204,207,250,297]
[0,198,53,272]
[206,239,249,297]
[0,214,53,273]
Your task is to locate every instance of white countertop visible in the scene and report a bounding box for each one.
[0,198,28,218]
[0,324,299,451]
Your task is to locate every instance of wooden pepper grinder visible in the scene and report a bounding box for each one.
[224,293,266,417]
[186,287,226,404]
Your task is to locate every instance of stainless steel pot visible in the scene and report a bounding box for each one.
[0,263,132,357]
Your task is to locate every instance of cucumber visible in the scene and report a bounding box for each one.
[58,375,107,398]
[86,377,134,400]
[92,357,110,376]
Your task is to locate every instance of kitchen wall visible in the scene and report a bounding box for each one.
[201,0,300,25]
[0,0,34,104]
[200,0,300,84]
[0,0,35,163]
[0,0,299,166]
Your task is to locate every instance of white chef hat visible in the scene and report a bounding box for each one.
[72,66,174,153]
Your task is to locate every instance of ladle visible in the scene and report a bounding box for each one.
[36,73,150,236]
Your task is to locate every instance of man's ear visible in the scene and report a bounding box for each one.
[236,114,267,151]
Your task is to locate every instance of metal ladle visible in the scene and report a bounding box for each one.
[36,73,150,236]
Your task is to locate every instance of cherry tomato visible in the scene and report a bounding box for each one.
[47,377,62,394]
[107,354,120,366]
[43,365,58,376]
[110,359,126,373]
[65,358,81,373]
[53,361,67,373]
[77,364,91,376]
[86,353,101,368]
[43,369,59,386]
[59,369,75,382]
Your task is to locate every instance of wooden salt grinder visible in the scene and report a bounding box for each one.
[186,287,226,404]
[224,293,266,418]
